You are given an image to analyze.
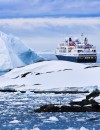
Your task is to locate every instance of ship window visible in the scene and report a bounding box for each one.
[63,48,66,53]
[92,50,96,52]
[68,49,71,52]
[78,50,83,53]
[85,57,90,59]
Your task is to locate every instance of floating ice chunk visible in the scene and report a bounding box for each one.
[9,119,20,124]
[65,128,77,130]
[65,126,89,130]
[31,127,40,130]
[73,97,86,102]
[80,126,89,130]
[94,96,100,103]
[83,86,98,92]
[48,116,59,122]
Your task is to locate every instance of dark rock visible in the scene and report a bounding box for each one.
[57,70,61,72]
[32,90,89,94]
[34,90,100,113]
[34,103,100,112]
[36,59,44,63]
[35,73,41,75]
[46,71,54,73]
[8,69,12,71]
[84,66,100,69]
[63,69,72,71]
[20,91,26,93]
[34,84,41,85]
[34,92,100,113]
[12,76,19,79]
[70,99,99,107]
[86,90,100,100]
[34,104,60,112]
[21,72,31,78]
[89,117,99,121]
[0,89,17,92]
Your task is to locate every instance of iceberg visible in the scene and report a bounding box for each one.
[0,31,43,71]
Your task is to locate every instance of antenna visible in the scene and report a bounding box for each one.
[81,33,83,37]
[81,33,84,44]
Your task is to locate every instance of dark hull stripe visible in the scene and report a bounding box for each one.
[56,55,97,63]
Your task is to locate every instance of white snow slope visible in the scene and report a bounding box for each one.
[0,31,43,71]
[0,60,100,91]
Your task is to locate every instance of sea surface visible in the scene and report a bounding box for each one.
[0,92,100,130]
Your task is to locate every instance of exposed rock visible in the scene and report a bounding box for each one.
[34,104,60,112]
[32,90,89,94]
[0,89,89,94]
[89,117,99,121]
[86,89,100,100]
[34,103,100,113]
[34,91,100,113]
[84,66,100,69]
[70,99,99,107]
[35,73,41,75]
[12,76,19,79]
[21,72,31,78]
[34,84,41,85]
[46,71,54,73]
[0,89,17,92]
[63,69,72,71]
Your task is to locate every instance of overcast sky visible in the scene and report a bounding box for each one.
[0,0,100,51]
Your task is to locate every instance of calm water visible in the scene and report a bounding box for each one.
[0,92,99,130]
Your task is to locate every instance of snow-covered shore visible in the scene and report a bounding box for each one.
[0,60,100,92]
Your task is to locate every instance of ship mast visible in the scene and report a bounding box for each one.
[81,33,84,44]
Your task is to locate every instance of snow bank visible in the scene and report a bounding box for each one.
[0,31,43,71]
[4,60,86,79]
[0,60,100,92]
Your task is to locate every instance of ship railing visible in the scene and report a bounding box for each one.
[60,43,68,46]
[75,45,95,49]
[75,45,85,49]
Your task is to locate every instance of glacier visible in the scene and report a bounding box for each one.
[0,31,43,72]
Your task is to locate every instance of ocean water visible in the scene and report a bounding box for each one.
[0,92,99,130]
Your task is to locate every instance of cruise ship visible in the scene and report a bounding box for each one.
[55,36,97,63]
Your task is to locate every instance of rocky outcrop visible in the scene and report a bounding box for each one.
[34,90,100,112]
[34,103,100,113]
[21,72,32,78]
[86,89,99,99]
